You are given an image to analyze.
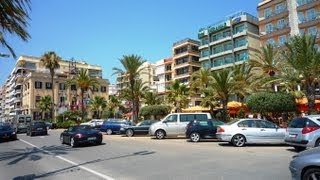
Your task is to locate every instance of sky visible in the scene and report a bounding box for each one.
[0,0,261,84]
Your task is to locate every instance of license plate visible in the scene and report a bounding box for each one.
[37,128,43,130]
[88,137,96,140]
[289,134,297,138]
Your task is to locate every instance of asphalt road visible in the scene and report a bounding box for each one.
[0,130,296,180]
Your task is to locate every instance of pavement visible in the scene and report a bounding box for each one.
[0,129,297,180]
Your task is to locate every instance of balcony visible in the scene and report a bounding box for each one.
[297,0,320,11]
[14,98,22,103]
[298,15,320,29]
[261,24,290,40]
[14,90,22,95]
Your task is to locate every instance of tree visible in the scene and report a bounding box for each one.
[108,95,121,118]
[211,68,235,121]
[247,92,296,115]
[143,91,161,105]
[40,51,61,122]
[232,63,255,104]
[166,80,189,113]
[283,35,320,113]
[0,0,31,58]
[66,69,100,120]
[190,68,213,95]
[112,54,146,122]
[37,96,52,120]
[200,88,220,117]
[89,96,107,119]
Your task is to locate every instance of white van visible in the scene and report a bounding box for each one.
[149,113,212,139]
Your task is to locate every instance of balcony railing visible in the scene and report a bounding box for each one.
[297,0,318,7]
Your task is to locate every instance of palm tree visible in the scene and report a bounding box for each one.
[166,80,189,113]
[190,68,213,93]
[232,63,255,104]
[143,91,161,105]
[89,96,107,119]
[112,54,146,122]
[0,0,31,58]
[66,69,100,120]
[211,68,235,121]
[108,95,121,118]
[37,96,52,120]
[200,87,220,116]
[40,51,61,121]
[283,35,320,113]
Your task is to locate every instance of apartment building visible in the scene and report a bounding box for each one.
[0,86,5,122]
[108,84,119,96]
[258,0,320,46]
[151,58,172,94]
[2,56,109,120]
[198,12,260,71]
[164,58,173,89]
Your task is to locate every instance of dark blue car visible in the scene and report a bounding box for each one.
[0,123,17,142]
[186,119,224,142]
[100,120,133,135]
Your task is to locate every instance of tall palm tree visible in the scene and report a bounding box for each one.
[40,51,61,121]
[200,87,220,116]
[66,69,100,120]
[89,96,107,119]
[190,68,213,96]
[108,95,121,118]
[283,35,320,113]
[211,68,235,121]
[143,91,161,106]
[112,54,146,122]
[0,0,31,58]
[166,80,189,113]
[232,63,255,104]
[37,96,52,120]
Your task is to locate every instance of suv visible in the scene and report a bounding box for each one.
[186,119,224,142]
[285,115,320,151]
[149,113,212,139]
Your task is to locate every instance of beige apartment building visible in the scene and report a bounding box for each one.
[11,56,109,120]
[258,0,320,46]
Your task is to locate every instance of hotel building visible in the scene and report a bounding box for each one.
[198,12,260,70]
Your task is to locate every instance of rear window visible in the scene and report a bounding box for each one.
[32,122,46,126]
[288,118,319,128]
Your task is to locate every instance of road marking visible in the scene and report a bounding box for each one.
[19,139,115,180]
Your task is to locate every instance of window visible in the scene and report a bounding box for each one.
[191,56,199,62]
[59,83,65,90]
[306,8,316,21]
[60,96,65,103]
[199,121,211,127]
[259,120,276,128]
[307,26,317,37]
[93,86,99,92]
[299,28,305,35]
[288,118,308,128]
[234,24,245,34]
[264,8,272,18]
[235,37,247,48]
[195,114,208,121]
[266,38,275,46]
[35,81,42,89]
[265,23,273,33]
[279,35,287,46]
[238,120,257,128]
[277,19,286,29]
[71,85,77,91]
[176,67,189,75]
[275,3,284,14]
[175,56,189,65]
[298,12,305,23]
[45,82,52,89]
[165,115,177,123]
[101,86,107,92]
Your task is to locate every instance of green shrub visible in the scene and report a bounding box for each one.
[56,120,77,129]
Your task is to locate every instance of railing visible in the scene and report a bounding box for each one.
[264,7,288,19]
[296,0,318,7]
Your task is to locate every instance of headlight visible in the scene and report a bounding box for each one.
[120,127,124,130]
[12,131,16,135]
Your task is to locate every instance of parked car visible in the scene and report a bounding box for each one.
[285,115,320,151]
[216,118,286,147]
[289,147,320,180]
[100,120,133,135]
[26,121,48,136]
[120,120,158,137]
[0,123,17,141]
[186,119,224,142]
[80,119,104,129]
[149,113,212,139]
[60,125,103,147]
[44,121,53,129]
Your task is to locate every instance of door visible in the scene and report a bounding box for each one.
[237,120,262,143]
[258,120,286,143]
[163,115,179,136]
[179,114,196,135]
[201,121,215,138]
[135,121,149,134]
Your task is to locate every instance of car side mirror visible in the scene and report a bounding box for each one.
[162,120,167,123]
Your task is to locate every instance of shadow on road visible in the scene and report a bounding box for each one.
[12,150,156,180]
[218,142,290,147]
[0,145,77,165]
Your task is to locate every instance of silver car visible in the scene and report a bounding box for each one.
[216,118,286,147]
[285,115,320,151]
[289,147,320,180]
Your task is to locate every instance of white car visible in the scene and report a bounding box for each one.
[80,119,104,128]
[216,118,286,147]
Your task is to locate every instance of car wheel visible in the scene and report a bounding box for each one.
[302,168,320,180]
[126,129,134,137]
[70,137,77,148]
[155,130,165,140]
[231,134,246,147]
[293,146,306,152]
[106,129,113,135]
[315,139,320,147]
[190,132,200,142]
[96,139,102,145]
[60,135,64,144]
[30,132,34,137]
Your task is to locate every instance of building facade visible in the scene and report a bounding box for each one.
[152,58,172,94]
[258,0,320,46]
[198,12,260,70]
[2,56,109,121]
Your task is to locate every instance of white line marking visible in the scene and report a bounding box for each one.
[19,139,115,180]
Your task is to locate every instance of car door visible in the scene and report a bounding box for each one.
[201,121,215,138]
[134,121,147,134]
[237,120,261,143]
[163,114,179,136]
[63,127,74,143]
[258,120,286,143]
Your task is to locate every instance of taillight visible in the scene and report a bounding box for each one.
[302,127,320,134]
[75,134,83,138]
[217,127,225,133]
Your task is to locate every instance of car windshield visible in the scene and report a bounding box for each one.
[76,125,92,131]
[0,125,11,130]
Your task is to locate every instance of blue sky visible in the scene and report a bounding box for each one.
[0,0,261,84]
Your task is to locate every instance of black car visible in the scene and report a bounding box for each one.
[120,120,157,137]
[186,119,224,142]
[60,125,103,147]
[26,121,48,136]
[0,123,17,141]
